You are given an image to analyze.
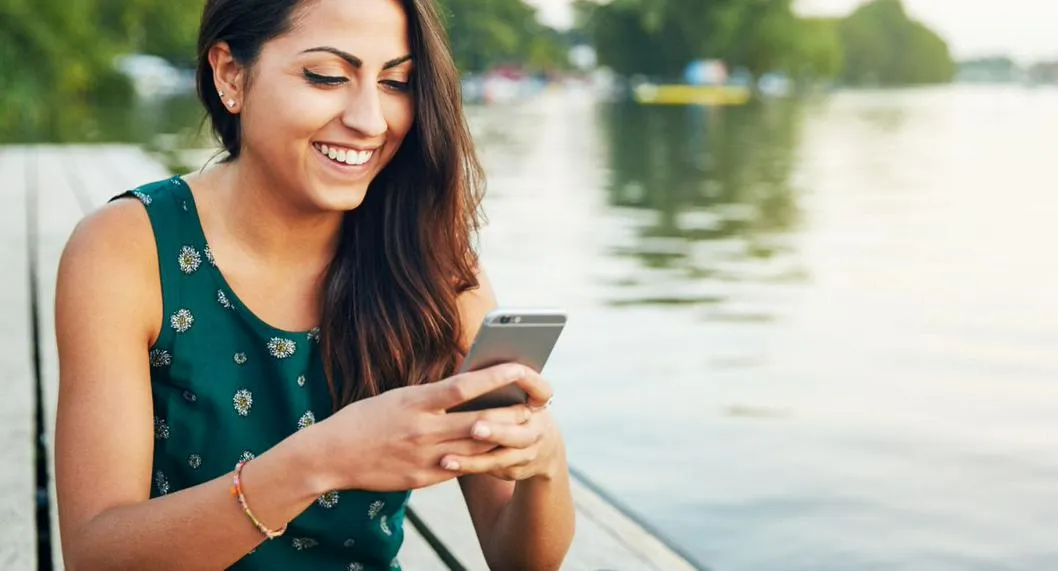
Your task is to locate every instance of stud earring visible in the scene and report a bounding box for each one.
[226,99,236,108]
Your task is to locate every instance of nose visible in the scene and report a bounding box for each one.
[341,80,388,139]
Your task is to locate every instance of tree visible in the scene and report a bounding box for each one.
[838,0,954,85]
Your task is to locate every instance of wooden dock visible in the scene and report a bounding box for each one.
[0,144,702,570]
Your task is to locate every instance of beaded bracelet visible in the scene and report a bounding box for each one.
[231,460,288,540]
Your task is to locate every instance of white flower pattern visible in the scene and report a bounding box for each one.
[239,450,255,464]
[233,352,247,365]
[204,244,216,266]
[267,337,296,359]
[154,416,169,440]
[296,375,306,387]
[178,246,202,274]
[307,327,321,342]
[343,539,356,548]
[380,514,392,536]
[170,309,194,333]
[132,190,152,206]
[155,471,170,495]
[291,538,318,551]
[348,564,364,571]
[233,389,253,416]
[188,454,202,469]
[317,490,339,509]
[298,411,315,430]
[149,348,172,367]
[217,290,233,310]
[368,500,384,519]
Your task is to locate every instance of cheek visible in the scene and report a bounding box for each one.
[384,97,415,142]
[244,84,338,145]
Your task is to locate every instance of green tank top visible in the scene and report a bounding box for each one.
[114,177,409,570]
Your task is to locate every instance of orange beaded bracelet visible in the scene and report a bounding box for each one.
[231,460,288,540]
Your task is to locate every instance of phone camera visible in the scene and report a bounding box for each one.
[499,315,511,324]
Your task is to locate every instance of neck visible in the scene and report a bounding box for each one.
[205,156,344,268]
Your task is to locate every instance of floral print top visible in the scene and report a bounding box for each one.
[117,177,408,570]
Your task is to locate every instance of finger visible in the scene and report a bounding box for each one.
[441,438,499,457]
[440,445,536,475]
[468,419,541,449]
[426,364,552,411]
[439,403,532,440]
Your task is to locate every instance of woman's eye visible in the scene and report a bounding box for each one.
[303,70,347,86]
[381,79,412,93]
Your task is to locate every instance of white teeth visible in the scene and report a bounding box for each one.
[317,144,374,166]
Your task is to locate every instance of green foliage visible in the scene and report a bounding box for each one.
[578,0,954,87]
[0,0,134,139]
[838,0,954,85]
[439,0,569,72]
[1,0,568,139]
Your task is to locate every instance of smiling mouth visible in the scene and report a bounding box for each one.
[314,143,375,166]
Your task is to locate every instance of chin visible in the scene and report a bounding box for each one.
[318,184,371,212]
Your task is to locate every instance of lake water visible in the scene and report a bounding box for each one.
[470,85,1058,571]
[17,84,1058,570]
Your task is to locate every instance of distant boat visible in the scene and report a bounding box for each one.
[632,83,752,106]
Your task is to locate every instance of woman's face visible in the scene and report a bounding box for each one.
[226,0,415,211]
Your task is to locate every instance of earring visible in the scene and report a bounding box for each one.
[227,99,236,108]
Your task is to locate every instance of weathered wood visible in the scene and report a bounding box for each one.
[0,147,38,571]
[398,516,450,570]
[409,477,700,571]
[34,144,104,570]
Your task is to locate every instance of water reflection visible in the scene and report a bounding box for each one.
[1,94,205,158]
[597,100,809,312]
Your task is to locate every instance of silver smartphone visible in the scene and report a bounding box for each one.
[447,308,567,412]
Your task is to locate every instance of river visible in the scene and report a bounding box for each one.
[472,85,1058,571]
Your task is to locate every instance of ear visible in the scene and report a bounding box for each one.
[208,41,245,113]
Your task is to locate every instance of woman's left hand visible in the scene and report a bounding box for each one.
[440,399,565,481]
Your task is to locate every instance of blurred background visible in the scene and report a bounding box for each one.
[3,0,1058,569]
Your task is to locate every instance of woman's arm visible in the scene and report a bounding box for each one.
[454,269,576,570]
[54,202,335,571]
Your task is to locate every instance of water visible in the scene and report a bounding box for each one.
[469,86,1058,571]
[16,84,1058,569]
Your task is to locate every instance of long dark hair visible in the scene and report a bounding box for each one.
[195,0,485,408]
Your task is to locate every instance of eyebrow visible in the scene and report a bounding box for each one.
[300,46,412,70]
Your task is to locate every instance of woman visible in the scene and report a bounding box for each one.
[52,0,575,569]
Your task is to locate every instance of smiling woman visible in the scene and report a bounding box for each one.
[51,0,575,570]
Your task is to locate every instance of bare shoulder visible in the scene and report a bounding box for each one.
[57,197,161,345]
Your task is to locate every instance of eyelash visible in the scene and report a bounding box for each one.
[302,69,412,93]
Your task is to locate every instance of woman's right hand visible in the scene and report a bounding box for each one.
[310,363,551,492]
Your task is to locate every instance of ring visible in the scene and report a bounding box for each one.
[528,395,554,412]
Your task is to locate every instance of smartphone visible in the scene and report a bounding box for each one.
[447,308,567,412]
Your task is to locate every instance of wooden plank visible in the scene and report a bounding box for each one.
[408,476,699,570]
[398,514,450,570]
[567,474,700,571]
[35,144,97,571]
[0,146,39,571]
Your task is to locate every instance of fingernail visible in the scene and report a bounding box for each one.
[472,423,491,439]
[442,459,460,470]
